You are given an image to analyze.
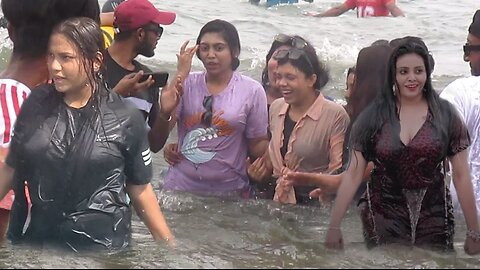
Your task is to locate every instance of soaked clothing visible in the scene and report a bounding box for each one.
[352,106,470,250]
[440,76,480,214]
[5,83,152,251]
[269,95,349,204]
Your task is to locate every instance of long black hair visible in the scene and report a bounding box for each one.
[352,40,451,158]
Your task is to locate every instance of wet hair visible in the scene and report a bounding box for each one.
[1,0,100,59]
[196,19,241,71]
[51,17,105,93]
[390,36,435,74]
[352,40,452,159]
[261,34,294,88]
[346,44,391,124]
[371,39,390,47]
[274,37,329,90]
[347,66,356,77]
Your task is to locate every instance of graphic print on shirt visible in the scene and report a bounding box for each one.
[180,110,234,164]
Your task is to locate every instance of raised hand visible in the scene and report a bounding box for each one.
[176,40,199,78]
[160,74,183,116]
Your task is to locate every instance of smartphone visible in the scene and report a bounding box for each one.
[139,72,169,88]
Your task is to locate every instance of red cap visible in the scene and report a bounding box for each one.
[114,0,176,32]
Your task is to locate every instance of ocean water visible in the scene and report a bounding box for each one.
[0,0,479,268]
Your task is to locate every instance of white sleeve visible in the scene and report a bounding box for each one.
[440,80,467,121]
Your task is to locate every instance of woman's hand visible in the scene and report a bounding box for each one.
[163,143,183,165]
[464,233,480,255]
[247,156,270,182]
[325,227,344,250]
[176,40,198,78]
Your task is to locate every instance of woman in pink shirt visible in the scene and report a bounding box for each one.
[250,36,350,205]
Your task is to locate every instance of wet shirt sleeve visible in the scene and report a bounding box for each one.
[124,108,153,185]
[447,105,470,157]
[5,87,44,169]
[245,82,268,139]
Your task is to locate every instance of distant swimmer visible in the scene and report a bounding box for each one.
[249,0,312,7]
[305,0,405,18]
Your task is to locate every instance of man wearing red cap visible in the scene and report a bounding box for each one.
[105,0,178,153]
[440,10,480,217]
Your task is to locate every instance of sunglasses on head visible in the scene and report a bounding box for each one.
[273,48,314,70]
[274,34,308,50]
[143,24,164,37]
[463,44,480,56]
[202,95,213,127]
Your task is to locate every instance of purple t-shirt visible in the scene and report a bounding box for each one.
[163,71,268,194]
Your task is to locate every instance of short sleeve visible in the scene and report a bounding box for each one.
[101,0,123,12]
[348,107,375,162]
[440,80,467,122]
[5,84,50,169]
[245,82,268,139]
[123,106,153,185]
[447,105,470,157]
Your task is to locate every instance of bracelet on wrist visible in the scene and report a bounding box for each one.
[466,229,480,242]
[159,113,172,122]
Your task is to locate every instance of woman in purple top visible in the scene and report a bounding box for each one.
[161,19,269,197]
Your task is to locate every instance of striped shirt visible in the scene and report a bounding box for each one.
[0,79,31,145]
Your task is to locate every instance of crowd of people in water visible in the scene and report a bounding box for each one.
[0,0,479,257]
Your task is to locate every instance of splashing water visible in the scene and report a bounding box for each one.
[403,188,427,244]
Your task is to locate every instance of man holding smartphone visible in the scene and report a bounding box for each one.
[105,0,177,152]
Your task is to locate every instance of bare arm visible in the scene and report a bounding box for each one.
[0,165,13,201]
[315,4,351,17]
[148,77,181,153]
[148,41,198,152]
[450,150,480,255]
[385,2,405,17]
[100,12,115,26]
[248,137,269,160]
[325,150,367,249]
[127,183,174,245]
[450,150,479,232]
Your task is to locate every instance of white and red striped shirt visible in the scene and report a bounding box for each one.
[0,79,31,145]
[0,79,31,211]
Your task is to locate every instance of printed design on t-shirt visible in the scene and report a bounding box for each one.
[180,110,234,164]
[142,148,152,166]
[358,5,375,17]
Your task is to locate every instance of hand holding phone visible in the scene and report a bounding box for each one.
[139,72,169,88]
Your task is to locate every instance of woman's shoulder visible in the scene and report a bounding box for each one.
[234,73,263,91]
[323,97,349,116]
[269,98,286,114]
[104,91,146,127]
